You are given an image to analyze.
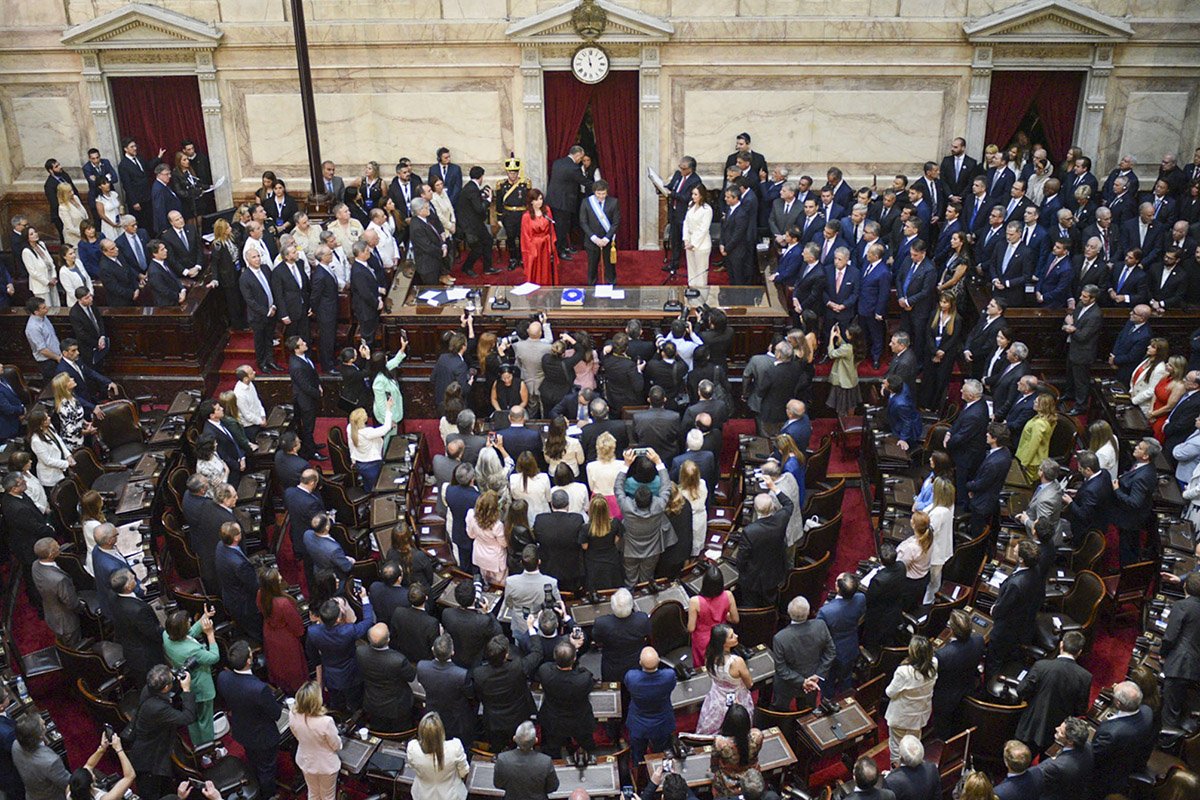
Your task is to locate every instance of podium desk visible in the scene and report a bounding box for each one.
[465,753,622,798]
[796,697,876,765]
[643,728,796,787]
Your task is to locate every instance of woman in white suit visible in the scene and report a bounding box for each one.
[683,185,713,287]
[58,244,94,308]
[884,635,938,765]
[22,227,59,308]
[406,712,469,800]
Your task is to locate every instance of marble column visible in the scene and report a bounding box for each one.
[1076,46,1112,160]
[520,47,547,193]
[966,47,992,156]
[81,51,119,162]
[195,51,233,208]
[638,46,661,250]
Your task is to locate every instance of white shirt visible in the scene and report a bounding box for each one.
[367,219,398,267]
[243,236,271,265]
[347,408,392,464]
[233,380,267,427]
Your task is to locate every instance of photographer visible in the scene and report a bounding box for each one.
[68,731,135,800]
[162,606,220,745]
[639,767,699,800]
[127,664,197,800]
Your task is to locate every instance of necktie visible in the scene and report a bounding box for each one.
[855,224,862,242]
[823,239,832,259]
[1002,245,1014,275]
[255,269,273,304]
[1118,267,1129,291]
[1155,197,1163,214]
[292,264,302,288]
[130,235,145,270]
[992,171,1001,189]
[784,202,791,216]
[955,157,962,180]
[835,270,844,293]
[180,228,188,250]
[131,156,142,172]
[1023,228,1031,246]
[929,183,937,207]
[1007,199,1016,216]
[326,179,333,192]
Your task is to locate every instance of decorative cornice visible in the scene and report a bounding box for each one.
[963,0,1133,44]
[507,0,673,44]
[61,2,222,51]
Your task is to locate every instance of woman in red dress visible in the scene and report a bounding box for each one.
[1149,355,1188,442]
[520,188,558,285]
[256,566,308,694]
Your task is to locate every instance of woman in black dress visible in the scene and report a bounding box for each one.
[538,341,572,418]
[918,292,963,411]
[388,526,435,590]
[657,484,694,579]
[504,499,534,578]
[581,494,623,591]
[490,365,527,427]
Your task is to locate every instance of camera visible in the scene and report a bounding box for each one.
[173,654,199,682]
[502,332,521,346]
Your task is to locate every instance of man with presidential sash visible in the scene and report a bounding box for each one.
[579,180,620,284]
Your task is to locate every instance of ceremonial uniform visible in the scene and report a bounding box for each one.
[496,159,531,270]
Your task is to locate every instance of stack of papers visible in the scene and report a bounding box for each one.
[512,282,540,296]
[418,289,443,307]
[445,287,469,301]
[595,284,626,300]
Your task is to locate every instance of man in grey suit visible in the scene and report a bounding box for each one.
[741,338,780,415]
[31,538,81,647]
[502,546,563,652]
[632,387,682,464]
[1063,284,1102,415]
[447,410,486,467]
[11,714,68,800]
[771,596,836,710]
[614,449,674,586]
[1015,459,1064,537]
[493,720,559,800]
[319,160,346,201]
[432,438,464,515]
[770,182,805,246]
[416,634,475,746]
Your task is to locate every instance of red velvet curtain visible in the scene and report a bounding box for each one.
[985,71,1083,162]
[109,76,208,162]
[589,71,639,251]
[985,71,1046,154]
[1035,72,1084,164]
[543,72,594,176]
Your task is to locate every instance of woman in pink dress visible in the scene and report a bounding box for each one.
[688,565,740,668]
[520,188,558,285]
[466,490,508,587]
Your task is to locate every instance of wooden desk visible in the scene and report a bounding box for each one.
[497,584,691,628]
[465,753,622,798]
[671,646,775,709]
[645,727,796,786]
[796,697,876,759]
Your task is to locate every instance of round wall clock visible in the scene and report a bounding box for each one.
[572,45,610,84]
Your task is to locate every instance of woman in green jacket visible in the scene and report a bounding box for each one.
[370,338,408,448]
[162,607,220,745]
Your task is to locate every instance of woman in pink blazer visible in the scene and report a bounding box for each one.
[288,681,342,800]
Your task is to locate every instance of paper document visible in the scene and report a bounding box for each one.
[860,566,881,588]
[418,290,440,300]
[987,571,1009,587]
[445,287,469,301]
[512,282,540,296]
[201,176,227,194]
[647,167,668,195]
[609,290,625,299]
[595,284,615,297]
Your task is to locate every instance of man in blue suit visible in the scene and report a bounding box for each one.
[146,241,185,307]
[826,167,853,211]
[1031,717,1093,800]
[770,227,805,294]
[1119,202,1164,266]
[932,609,985,738]
[719,186,755,284]
[816,573,865,691]
[907,187,933,229]
[817,187,844,223]
[428,147,464,206]
[81,148,118,204]
[822,249,859,334]
[1061,451,1111,546]
[91,523,140,621]
[306,587,375,711]
[495,405,543,464]
[0,370,23,441]
[1005,376,1039,440]
[891,218,919,276]
[797,199,825,244]
[671,430,718,491]
[216,641,282,798]
[985,153,1015,204]
[1036,239,1074,308]
[987,539,1040,676]
[303,512,354,584]
[1089,681,1155,798]
[994,741,1042,800]
[664,157,702,274]
[444,462,481,571]
[1108,251,1150,307]
[967,422,1013,535]
[115,216,150,274]
[857,242,891,368]
[991,224,1033,308]
[1016,206,1049,271]
[214,520,263,642]
[1038,179,1066,229]
[1108,305,1153,384]
[932,202,962,264]
[896,240,936,361]
[624,646,677,766]
[283,468,325,569]
[149,164,182,236]
[1113,438,1159,565]
[199,398,245,485]
[780,399,812,452]
[885,377,923,451]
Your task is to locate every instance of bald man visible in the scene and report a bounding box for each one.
[355,622,417,732]
[624,646,678,765]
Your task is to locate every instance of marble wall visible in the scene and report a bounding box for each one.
[0,85,88,183]
[1118,91,1190,164]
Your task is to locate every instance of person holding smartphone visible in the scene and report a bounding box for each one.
[67,730,137,800]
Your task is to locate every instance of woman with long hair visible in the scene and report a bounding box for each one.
[544,415,584,477]
[1087,419,1120,482]
[678,459,709,555]
[307,568,355,626]
[538,340,572,416]
[369,341,408,448]
[254,170,277,204]
[162,607,220,744]
[68,731,135,800]
[937,230,972,303]
[508,450,550,521]
[587,432,624,519]
[1015,392,1058,479]
[683,184,713,287]
[490,365,528,424]
[475,444,513,511]
[1150,355,1189,443]
[58,244,93,307]
[884,635,938,764]
[77,220,104,280]
[193,435,227,497]
[696,624,753,735]
[218,390,257,457]
[688,565,739,668]
[563,330,599,391]
[504,498,535,577]
[57,183,88,247]
[709,704,763,798]
[406,712,469,800]
[257,566,308,694]
[51,372,93,450]
[897,511,933,611]
[957,772,998,800]
[80,489,105,575]
[1130,337,1170,416]
[827,323,863,416]
[289,681,342,800]
[266,180,296,234]
[914,451,953,513]
[579,494,623,591]
[520,187,557,284]
[431,177,458,268]
[920,292,962,410]
[23,226,59,308]
[389,525,436,589]
[925,478,955,604]
[982,327,1013,389]
[94,177,123,240]
[774,434,807,506]
[347,400,393,492]
[467,490,508,586]
[27,406,73,487]
[211,218,246,329]
[439,382,464,444]
[359,161,385,212]
[172,151,207,226]
[659,483,693,579]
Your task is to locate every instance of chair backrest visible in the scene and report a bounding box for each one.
[855,672,888,717]
[797,512,842,563]
[1114,560,1157,602]
[1064,570,1105,629]
[327,424,347,450]
[55,641,120,689]
[75,677,132,730]
[941,527,990,587]
[162,523,201,581]
[49,479,82,541]
[778,551,832,615]
[753,704,809,755]
[56,551,94,591]
[165,464,190,514]
[69,447,104,490]
[1153,766,1200,800]
[94,399,142,450]
[648,600,689,655]
[959,697,1027,773]
[937,726,975,775]
[921,588,970,637]
[735,606,779,650]
[804,478,846,520]
[805,437,832,487]
[1071,530,1106,573]
[328,441,355,484]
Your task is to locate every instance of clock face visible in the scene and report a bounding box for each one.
[572,46,610,84]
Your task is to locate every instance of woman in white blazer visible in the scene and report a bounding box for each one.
[22,227,59,308]
[883,636,938,765]
[406,712,469,800]
[1129,337,1169,417]
[682,185,713,287]
[28,407,74,488]
[58,244,94,308]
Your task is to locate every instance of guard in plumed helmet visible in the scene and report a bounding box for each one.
[495,154,531,270]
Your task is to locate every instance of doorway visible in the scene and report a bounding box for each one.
[109,76,208,169]
[984,71,1084,165]
[543,70,639,250]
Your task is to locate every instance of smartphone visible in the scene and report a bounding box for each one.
[353,578,364,594]
[662,757,674,774]
[399,328,408,340]
[572,626,583,639]
[103,723,114,742]
[187,778,206,792]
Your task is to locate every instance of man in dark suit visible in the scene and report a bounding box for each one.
[367,560,409,626]
[885,330,919,398]
[97,240,141,306]
[2,473,57,612]
[883,735,939,800]
[944,380,989,506]
[493,404,542,462]
[547,147,592,259]
[306,589,376,712]
[994,741,1042,800]
[160,211,202,279]
[940,138,978,201]
[190,481,228,590]
[1108,252,1150,307]
[932,610,985,738]
[428,147,463,206]
[110,568,164,686]
[1061,285,1103,415]
[418,634,475,745]
[215,521,264,642]
[284,468,325,572]
[895,240,936,360]
[273,432,308,489]
[847,757,897,800]
[1162,572,1200,730]
[89,524,137,621]
[305,513,352,585]
[69,290,107,367]
[536,641,596,758]
[856,243,891,368]
[149,164,182,236]
[591,589,651,682]
[966,423,1014,537]
[1108,304,1153,384]
[737,476,793,608]
[961,296,1006,378]
[663,157,702,274]
[1071,238,1110,299]
[823,249,860,334]
[533,492,586,593]
[720,185,755,285]
[1113,437,1160,565]
[989,343,1029,420]
[990,223,1033,307]
[625,391,684,467]
[146,240,185,306]
[862,542,907,648]
[769,183,805,247]
[389,582,440,664]
[199,398,245,484]
[1162,370,1200,461]
[987,540,1042,677]
[579,180,620,284]
[442,580,503,668]
[308,250,339,372]
[356,623,417,732]
[270,244,310,340]
[1150,246,1189,311]
[458,166,497,277]
[771,595,835,710]
[57,339,115,416]
[578,399,629,462]
[1014,631,1091,754]
[754,340,804,438]
[216,641,283,799]
[1119,202,1164,266]
[1037,240,1074,308]
[116,138,162,232]
[348,241,384,342]
[493,721,559,800]
[287,336,322,459]
[472,636,537,753]
[1061,451,1110,545]
[624,646,678,766]
[1088,681,1155,798]
[42,158,80,241]
[985,154,1016,205]
[409,198,446,285]
[724,133,768,181]
[816,573,866,692]
[81,148,118,204]
[127,665,197,800]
